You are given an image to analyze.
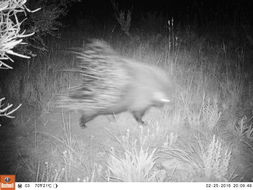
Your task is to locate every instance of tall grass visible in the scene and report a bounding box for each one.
[5,18,253,181]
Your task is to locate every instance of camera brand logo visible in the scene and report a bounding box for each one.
[0,175,15,190]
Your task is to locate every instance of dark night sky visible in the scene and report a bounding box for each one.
[67,0,253,24]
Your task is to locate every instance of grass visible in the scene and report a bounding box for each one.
[3,21,253,182]
[106,127,158,182]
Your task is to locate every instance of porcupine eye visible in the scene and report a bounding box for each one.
[153,91,170,103]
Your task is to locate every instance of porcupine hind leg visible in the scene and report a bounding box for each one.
[79,113,97,128]
[131,110,147,125]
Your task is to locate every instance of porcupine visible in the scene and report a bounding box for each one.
[57,39,172,128]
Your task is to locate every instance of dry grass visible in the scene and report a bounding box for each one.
[6,25,253,182]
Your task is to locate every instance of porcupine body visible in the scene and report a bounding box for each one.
[57,39,172,128]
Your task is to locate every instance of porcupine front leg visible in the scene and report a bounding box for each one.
[132,110,147,125]
[80,115,88,128]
